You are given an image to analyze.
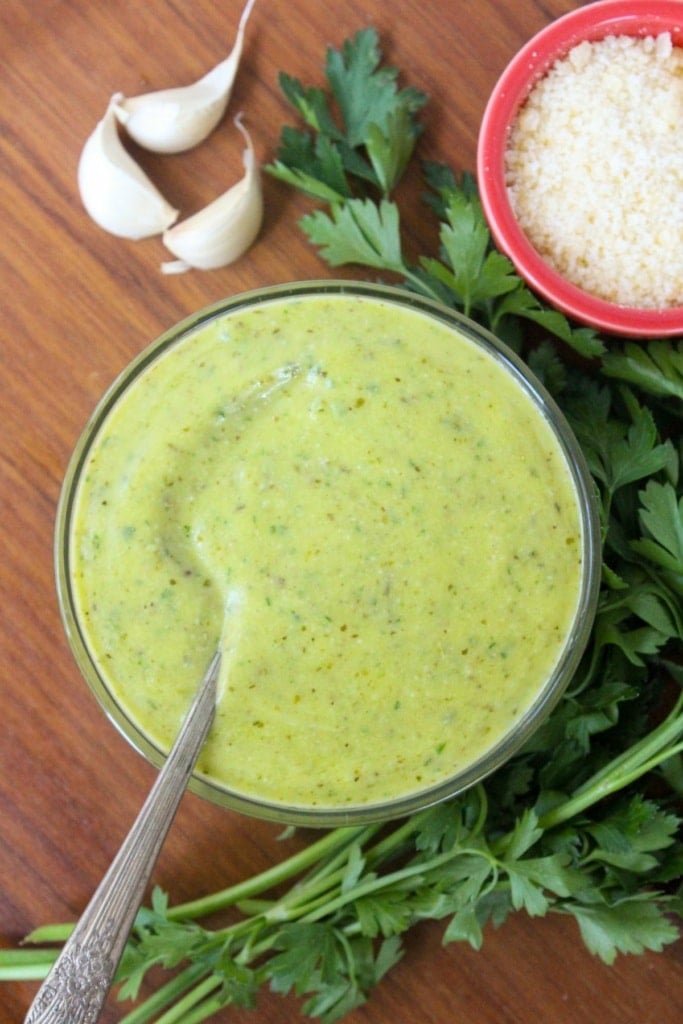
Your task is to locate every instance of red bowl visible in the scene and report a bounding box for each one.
[477,1,683,338]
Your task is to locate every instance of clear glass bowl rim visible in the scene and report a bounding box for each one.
[55,279,602,827]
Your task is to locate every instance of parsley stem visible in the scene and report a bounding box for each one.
[364,806,435,862]
[167,825,370,921]
[265,864,356,922]
[262,801,486,925]
[539,693,683,830]
[292,823,384,890]
[168,991,229,1024]
[119,962,210,1024]
[244,797,486,930]
[574,691,683,791]
[24,923,74,944]
[152,974,223,1024]
[0,949,57,981]
[298,847,479,923]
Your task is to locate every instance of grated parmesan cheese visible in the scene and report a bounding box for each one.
[505,33,683,309]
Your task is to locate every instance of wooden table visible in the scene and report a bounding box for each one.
[1,1,680,1021]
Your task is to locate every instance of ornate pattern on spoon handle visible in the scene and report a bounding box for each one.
[24,651,221,1024]
[23,922,115,1024]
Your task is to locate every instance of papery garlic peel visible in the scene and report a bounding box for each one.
[77,100,178,239]
[161,115,263,273]
[112,0,258,154]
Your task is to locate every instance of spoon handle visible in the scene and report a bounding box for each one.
[24,651,221,1024]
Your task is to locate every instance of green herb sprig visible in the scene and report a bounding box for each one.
[268,28,427,202]
[2,27,681,1024]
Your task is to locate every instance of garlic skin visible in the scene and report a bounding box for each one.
[113,0,257,154]
[77,99,179,239]
[161,116,263,273]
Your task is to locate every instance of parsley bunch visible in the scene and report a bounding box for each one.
[2,27,682,1024]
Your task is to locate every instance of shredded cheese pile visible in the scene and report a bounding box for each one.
[505,33,683,309]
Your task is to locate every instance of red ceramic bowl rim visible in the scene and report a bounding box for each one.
[477,0,683,338]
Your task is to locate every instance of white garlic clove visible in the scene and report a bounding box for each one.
[113,0,258,154]
[78,99,178,239]
[160,115,263,273]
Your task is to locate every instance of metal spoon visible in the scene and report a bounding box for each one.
[24,650,222,1024]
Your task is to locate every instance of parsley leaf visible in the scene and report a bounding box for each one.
[365,104,424,196]
[268,28,427,200]
[269,125,351,202]
[268,923,341,997]
[602,340,683,405]
[586,795,680,871]
[494,284,606,358]
[419,189,520,315]
[354,891,415,938]
[632,480,683,575]
[565,383,675,519]
[277,72,343,139]
[301,198,404,272]
[567,898,680,964]
[325,29,424,148]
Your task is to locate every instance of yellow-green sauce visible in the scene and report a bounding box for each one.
[70,292,585,811]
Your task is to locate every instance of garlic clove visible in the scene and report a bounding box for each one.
[160,115,263,273]
[78,98,178,239]
[113,0,257,154]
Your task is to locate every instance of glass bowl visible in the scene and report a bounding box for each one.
[477,0,683,337]
[55,281,601,826]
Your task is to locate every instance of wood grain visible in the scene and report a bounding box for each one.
[0,1,680,1022]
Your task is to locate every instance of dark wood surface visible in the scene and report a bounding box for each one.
[1,1,680,1021]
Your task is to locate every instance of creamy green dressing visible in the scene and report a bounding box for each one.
[70,292,585,812]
